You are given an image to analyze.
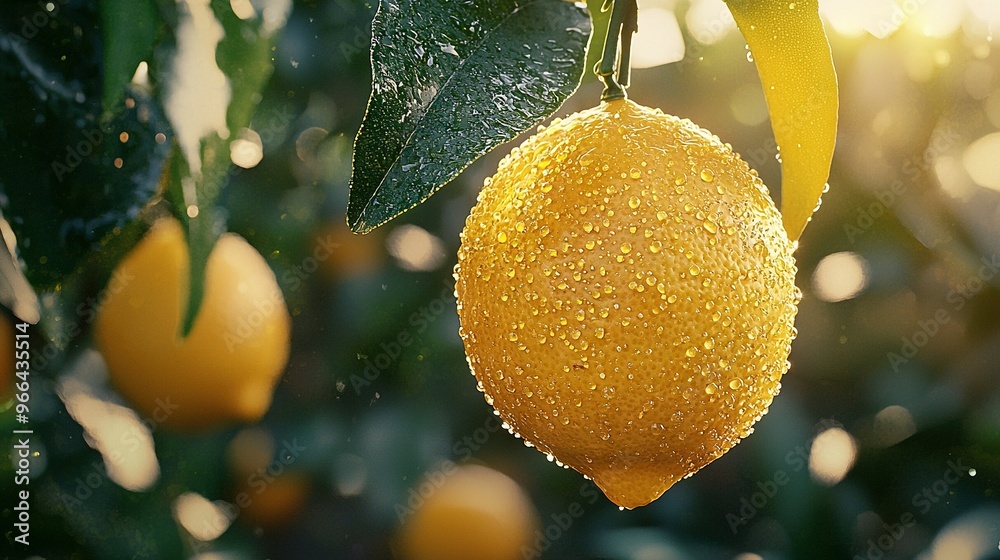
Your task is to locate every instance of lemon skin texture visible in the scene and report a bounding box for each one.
[455,99,799,509]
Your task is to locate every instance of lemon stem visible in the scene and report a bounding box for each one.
[596,0,638,102]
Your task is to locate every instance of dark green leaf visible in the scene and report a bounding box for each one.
[99,0,160,119]
[0,11,171,290]
[348,0,592,233]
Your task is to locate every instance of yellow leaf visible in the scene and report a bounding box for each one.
[725,0,838,241]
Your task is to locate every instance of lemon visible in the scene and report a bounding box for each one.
[396,464,539,560]
[94,218,291,432]
[454,99,799,508]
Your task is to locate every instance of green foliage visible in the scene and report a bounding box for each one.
[347,0,592,233]
[99,0,160,119]
[0,13,171,292]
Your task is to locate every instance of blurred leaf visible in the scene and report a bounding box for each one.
[724,0,838,241]
[347,0,592,233]
[159,0,290,335]
[0,12,171,289]
[99,0,160,119]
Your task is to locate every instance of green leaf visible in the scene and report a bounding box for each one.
[99,0,160,119]
[158,0,290,336]
[348,0,593,233]
[0,35,171,290]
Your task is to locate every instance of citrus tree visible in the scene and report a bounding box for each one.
[3,0,998,559]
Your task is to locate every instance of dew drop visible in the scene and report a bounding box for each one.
[628,196,641,209]
[700,169,715,182]
[620,242,632,254]
[497,231,508,243]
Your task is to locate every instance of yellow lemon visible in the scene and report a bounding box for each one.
[454,99,799,508]
[396,464,539,560]
[94,218,291,432]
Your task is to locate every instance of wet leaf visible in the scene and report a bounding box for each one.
[348,0,592,233]
[725,0,838,241]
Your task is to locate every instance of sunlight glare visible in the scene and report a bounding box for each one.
[631,7,685,69]
[230,128,264,169]
[174,492,232,541]
[685,0,736,46]
[819,0,904,39]
[386,224,446,271]
[58,353,160,492]
[812,252,870,303]
[809,427,858,486]
[871,405,917,447]
[962,132,1000,191]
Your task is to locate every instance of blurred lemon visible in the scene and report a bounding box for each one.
[94,218,291,431]
[455,99,799,508]
[237,472,311,528]
[396,464,539,560]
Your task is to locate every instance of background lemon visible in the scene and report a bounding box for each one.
[455,99,799,509]
[94,218,291,431]
[396,464,539,560]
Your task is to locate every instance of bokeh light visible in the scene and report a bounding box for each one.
[386,224,447,271]
[812,252,870,303]
[631,5,685,68]
[808,427,859,487]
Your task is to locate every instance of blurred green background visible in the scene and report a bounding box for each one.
[2,0,1000,559]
